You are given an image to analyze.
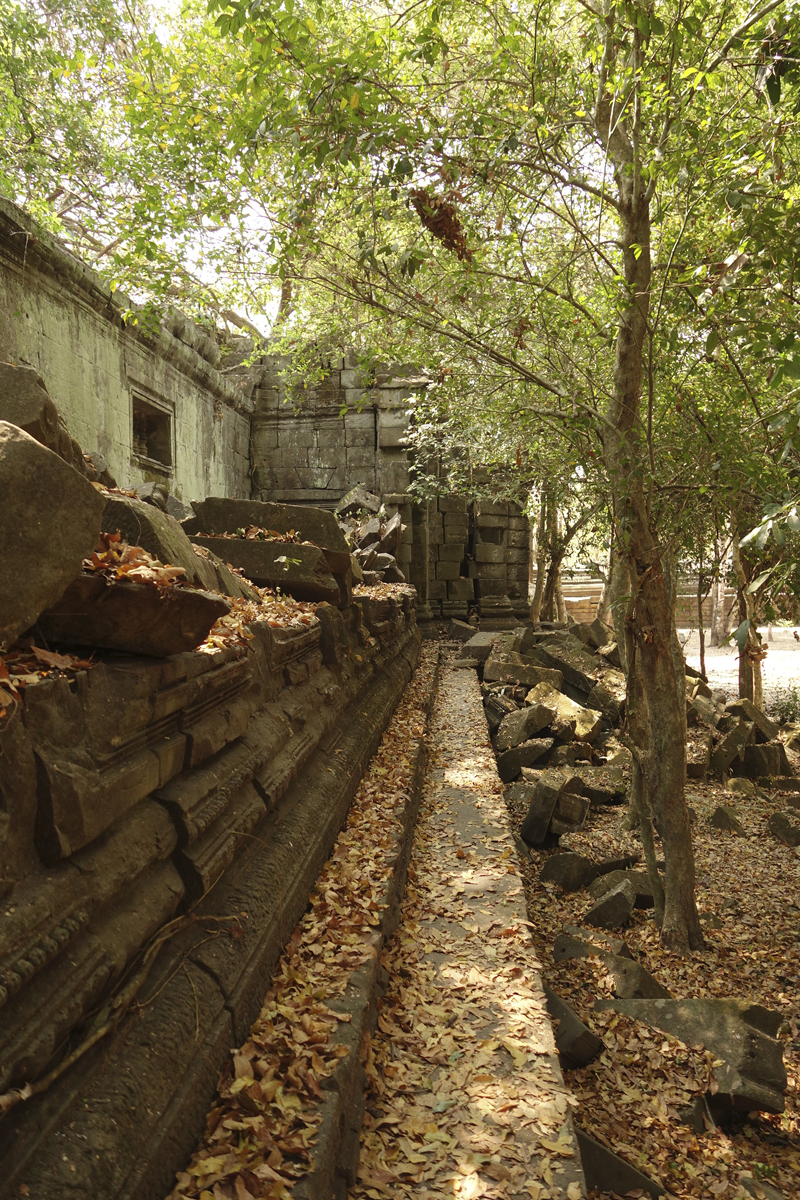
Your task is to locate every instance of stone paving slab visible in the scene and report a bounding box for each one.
[349,659,587,1200]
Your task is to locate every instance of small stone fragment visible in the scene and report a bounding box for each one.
[709,804,745,835]
[767,811,800,847]
[583,878,636,928]
[544,987,603,1066]
[539,852,597,892]
[496,738,554,783]
[495,702,556,752]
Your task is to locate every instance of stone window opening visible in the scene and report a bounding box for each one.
[131,393,174,470]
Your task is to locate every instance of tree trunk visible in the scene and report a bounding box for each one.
[595,542,614,623]
[608,550,630,674]
[731,520,764,704]
[540,500,562,621]
[530,492,548,621]
[600,157,703,950]
[556,570,567,623]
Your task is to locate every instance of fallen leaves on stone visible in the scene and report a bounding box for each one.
[0,640,94,722]
[165,644,438,1200]
[351,664,582,1200]
[85,531,190,586]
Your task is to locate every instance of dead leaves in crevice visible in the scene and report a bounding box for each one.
[166,645,438,1200]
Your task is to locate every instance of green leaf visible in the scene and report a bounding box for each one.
[705,329,719,355]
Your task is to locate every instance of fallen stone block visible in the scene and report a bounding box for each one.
[734,742,793,779]
[589,869,660,909]
[554,933,669,998]
[483,691,518,731]
[593,997,787,1114]
[544,987,603,1066]
[726,777,757,797]
[584,878,636,928]
[539,851,597,891]
[767,811,800,846]
[525,683,602,743]
[529,636,600,693]
[377,512,404,555]
[484,650,563,690]
[519,768,573,844]
[586,679,624,724]
[497,738,554,783]
[595,853,641,876]
[186,497,350,555]
[549,788,591,835]
[692,692,724,729]
[709,804,745,835]
[710,721,754,776]
[576,1129,665,1199]
[102,495,217,591]
[549,742,593,766]
[687,732,712,779]
[0,422,105,649]
[495,702,556,752]
[448,618,475,643]
[596,640,622,668]
[335,485,381,518]
[726,697,780,743]
[382,561,407,584]
[739,1173,786,1200]
[567,765,627,805]
[191,537,341,604]
[34,574,230,657]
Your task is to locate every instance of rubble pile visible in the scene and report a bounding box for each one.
[334,485,409,586]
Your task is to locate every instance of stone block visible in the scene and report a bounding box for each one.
[589,869,660,909]
[437,496,467,513]
[476,562,507,580]
[498,739,554,783]
[767,811,800,846]
[584,878,636,928]
[736,742,793,778]
[443,514,469,536]
[0,423,105,648]
[476,502,510,516]
[438,542,467,561]
[343,413,375,448]
[495,703,556,752]
[191,537,341,604]
[555,934,670,999]
[526,684,603,743]
[475,543,507,565]
[435,559,460,581]
[376,410,409,448]
[549,788,592,835]
[539,851,597,891]
[484,652,563,691]
[507,529,529,548]
[576,1130,665,1199]
[186,498,349,553]
[544,987,603,1066]
[428,578,447,599]
[529,637,599,693]
[710,721,753,775]
[726,697,779,743]
[519,768,570,843]
[447,578,474,601]
[593,997,786,1114]
[483,691,517,730]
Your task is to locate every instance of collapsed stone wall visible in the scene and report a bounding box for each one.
[0,591,420,1198]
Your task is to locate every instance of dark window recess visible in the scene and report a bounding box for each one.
[132,397,172,467]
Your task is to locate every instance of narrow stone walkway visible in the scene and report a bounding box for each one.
[350,660,586,1200]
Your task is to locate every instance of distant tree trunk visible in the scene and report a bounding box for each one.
[540,500,562,621]
[530,492,548,622]
[731,519,764,707]
[556,571,568,623]
[595,542,614,624]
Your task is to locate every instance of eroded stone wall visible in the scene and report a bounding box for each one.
[0,196,252,503]
[0,592,419,1198]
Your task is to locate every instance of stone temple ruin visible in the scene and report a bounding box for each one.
[0,193,531,1194]
[0,194,530,628]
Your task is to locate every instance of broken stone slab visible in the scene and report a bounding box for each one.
[519,768,574,844]
[186,497,350,555]
[483,691,518,732]
[495,702,556,752]
[528,636,600,693]
[191,537,341,604]
[554,933,670,999]
[0,422,105,649]
[34,574,230,657]
[561,925,634,959]
[0,362,115,486]
[586,679,624,724]
[576,1129,665,1199]
[465,631,504,662]
[589,869,660,909]
[448,618,475,643]
[709,804,746,835]
[483,650,564,691]
[596,640,622,669]
[583,878,636,928]
[102,495,218,591]
[539,851,597,892]
[382,561,407,584]
[739,1173,786,1200]
[377,512,403,555]
[726,777,757,797]
[595,853,641,876]
[544,987,603,1066]
[525,683,603,743]
[726,697,780,743]
[691,692,724,729]
[593,997,787,1114]
[734,742,794,779]
[710,720,754,776]
[767,811,800,846]
[549,789,591,835]
[549,742,593,767]
[334,485,381,518]
[567,765,627,805]
[498,739,554,784]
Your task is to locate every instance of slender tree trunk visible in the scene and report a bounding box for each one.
[595,542,614,624]
[540,500,562,621]
[556,571,568,623]
[730,520,764,704]
[697,563,707,680]
[530,492,548,622]
[608,550,630,674]
[599,138,703,950]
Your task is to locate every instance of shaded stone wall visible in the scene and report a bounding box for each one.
[0,196,252,503]
[0,592,419,1198]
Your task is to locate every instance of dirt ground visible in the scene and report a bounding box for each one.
[681,627,800,719]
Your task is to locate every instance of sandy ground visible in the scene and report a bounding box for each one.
[681,626,800,717]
